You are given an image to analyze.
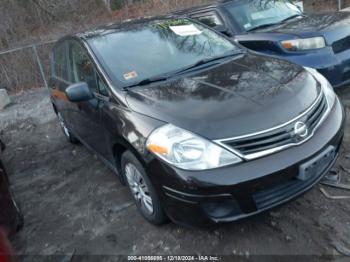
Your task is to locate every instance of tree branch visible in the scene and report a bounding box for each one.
[30,0,57,19]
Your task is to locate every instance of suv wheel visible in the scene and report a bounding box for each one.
[57,113,79,144]
[121,151,168,225]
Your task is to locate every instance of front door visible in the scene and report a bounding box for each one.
[68,40,104,153]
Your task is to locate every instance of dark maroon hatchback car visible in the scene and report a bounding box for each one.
[49,17,344,226]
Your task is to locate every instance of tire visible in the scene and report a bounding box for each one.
[57,112,79,144]
[9,189,24,233]
[121,151,168,225]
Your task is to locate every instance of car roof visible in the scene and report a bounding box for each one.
[72,15,183,41]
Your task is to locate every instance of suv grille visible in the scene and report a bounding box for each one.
[222,92,327,159]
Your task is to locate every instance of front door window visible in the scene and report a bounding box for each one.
[69,41,98,94]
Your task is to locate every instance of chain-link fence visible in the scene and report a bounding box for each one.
[0,41,56,94]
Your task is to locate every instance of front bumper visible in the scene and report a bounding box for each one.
[146,97,345,227]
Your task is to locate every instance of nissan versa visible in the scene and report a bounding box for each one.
[49,17,344,227]
[174,0,350,88]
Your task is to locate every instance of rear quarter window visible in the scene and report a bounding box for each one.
[193,13,223,28]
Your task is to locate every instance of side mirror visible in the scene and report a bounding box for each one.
[65,82,94,103]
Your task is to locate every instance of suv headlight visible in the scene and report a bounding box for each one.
[146,124,242,170]
[281,37,326,51]
[304,67,336,108]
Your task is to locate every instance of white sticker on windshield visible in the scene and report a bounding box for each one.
[170,24,202,36]
[123,71,138,80]
[244,23,252,29]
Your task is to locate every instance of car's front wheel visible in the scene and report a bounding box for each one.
[57,113,79,144]
[121,151,168,225]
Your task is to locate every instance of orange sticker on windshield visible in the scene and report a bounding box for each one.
[123,71,138,80]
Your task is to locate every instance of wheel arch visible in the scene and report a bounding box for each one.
[112,137,149,185]
[51,102,58,115]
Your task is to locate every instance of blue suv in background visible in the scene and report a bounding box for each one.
[174,0,350,88]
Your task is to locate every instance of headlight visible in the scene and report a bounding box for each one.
[304,67,336,108]
[281,37,326,51]
[146,124,242,170]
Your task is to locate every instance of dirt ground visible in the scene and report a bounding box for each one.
[1,88,350,259]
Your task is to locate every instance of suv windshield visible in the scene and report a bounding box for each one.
[226,0,302,32]
[88,18,239,87]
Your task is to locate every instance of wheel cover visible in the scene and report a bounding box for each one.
[125,163,154,215]
[58,113,70,138]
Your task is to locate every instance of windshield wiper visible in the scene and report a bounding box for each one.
[123,51,242,89]
[124,75,169,89]
[247,22,282,32]
[172,51,243,76]
[247,14,304,32]
[280,14,304,23]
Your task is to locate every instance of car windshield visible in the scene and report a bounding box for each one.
[226,0,302,31]
[88,18,239,87]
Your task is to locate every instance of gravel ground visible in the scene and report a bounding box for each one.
[1,89,350,259]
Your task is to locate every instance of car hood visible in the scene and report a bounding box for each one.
[125,53,321,140]
[255,12,350,38]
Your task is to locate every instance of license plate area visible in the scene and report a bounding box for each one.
[298,146,335,181]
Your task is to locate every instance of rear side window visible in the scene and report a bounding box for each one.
[53,43,69,81]
[193,13,223,28]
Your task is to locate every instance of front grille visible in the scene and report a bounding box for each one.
[223,92,328,158]
[332,35,350,54]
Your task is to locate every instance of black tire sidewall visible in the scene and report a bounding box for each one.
[67,131,79,144]
[57,113,79,144]
[121,151,168,225]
